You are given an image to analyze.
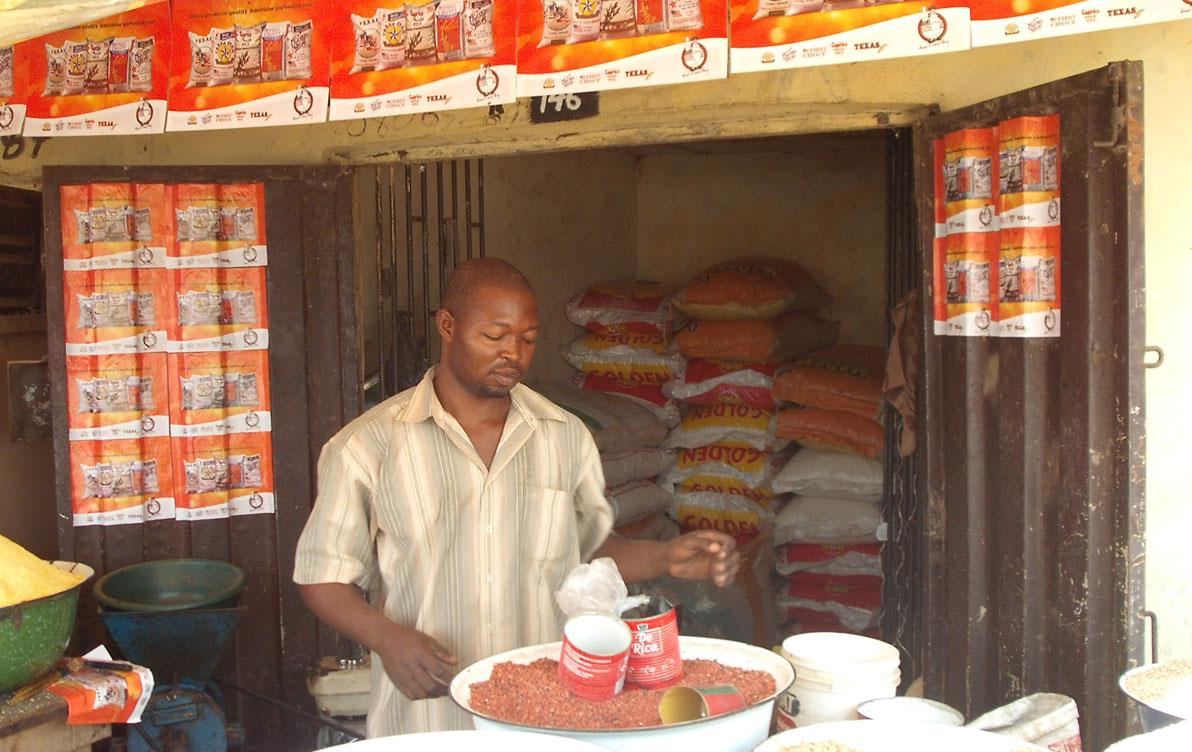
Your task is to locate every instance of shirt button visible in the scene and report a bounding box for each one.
[486,575,493,583]
[486,525,493,533]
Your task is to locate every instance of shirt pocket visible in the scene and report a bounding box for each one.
[521,485,576,567]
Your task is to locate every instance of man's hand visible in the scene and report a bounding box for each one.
[374,623,459,700]
[665,530,740,587]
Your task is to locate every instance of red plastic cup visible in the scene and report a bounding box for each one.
[625,604,683,689]
[557,613,631,701]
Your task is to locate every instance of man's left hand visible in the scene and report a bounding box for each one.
[665,530,740,587]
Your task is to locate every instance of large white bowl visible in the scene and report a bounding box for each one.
[755,720,1050,751]
[450,635,796,752]
[322,729,608,751]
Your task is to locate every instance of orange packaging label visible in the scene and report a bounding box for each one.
[69,437,176,526]
[676,443,769,475]
[167,0,331,131]
[172,433,275,520]
[584,327,669,352]
[168,350,272,436]
[48,663,153,724]
[170,266,269,352]
[66,354,170,441]
[60,183,174,270]
[676,504,763,545]
[0,43,27,135]
[170,183,268,266]
[63,268,173,356]
[16,1,170,135]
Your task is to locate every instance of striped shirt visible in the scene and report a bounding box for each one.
[293,367,613,737]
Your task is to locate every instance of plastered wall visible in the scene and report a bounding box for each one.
[0,330,57,559]
[634,134,888,346]
[1,20,1188,660]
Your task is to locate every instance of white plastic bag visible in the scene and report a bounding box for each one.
[554,558,648,618]
[967,693,1083,751]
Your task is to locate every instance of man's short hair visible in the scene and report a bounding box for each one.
[440,258,535,319]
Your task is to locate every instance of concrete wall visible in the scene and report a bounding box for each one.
[634,134,888,346]
[0,325,57,559]
[1,21,1188,659]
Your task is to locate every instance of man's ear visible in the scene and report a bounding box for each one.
[435,308,454,343]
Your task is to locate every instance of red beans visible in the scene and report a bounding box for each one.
[468,658,777,730]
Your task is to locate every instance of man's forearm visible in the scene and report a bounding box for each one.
[298,582,395,653]
[593,535,670,584]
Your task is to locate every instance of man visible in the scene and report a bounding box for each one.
[294,258,739,736]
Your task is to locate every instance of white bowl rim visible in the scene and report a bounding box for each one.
[1119,661,1192,720]
[450,635,795,735]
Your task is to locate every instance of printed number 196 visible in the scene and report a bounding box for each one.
[539,94,584,114]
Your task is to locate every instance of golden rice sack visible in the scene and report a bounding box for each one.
[0,534,85,609]
[776,406,884,459]
[673,257,830,320]
[565,280,677,331]
[675,314,838,364]
[773,345,887,418]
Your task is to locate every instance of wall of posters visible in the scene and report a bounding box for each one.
[932,116,1062,338]
[515,0,729,96]
[166,0,330,131]
[17,1,170,136]
[957,0,1192,48]
[0,44,26,135]
[60,182,277,526]
[731,0,970,73]
[329,0,516,119]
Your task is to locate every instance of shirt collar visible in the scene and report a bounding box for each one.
[401,366,568,425]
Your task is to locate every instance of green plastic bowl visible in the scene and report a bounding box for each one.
[93,559,245,613]
[0,561,93,694]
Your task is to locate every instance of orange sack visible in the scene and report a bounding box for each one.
[673,257,830,320]
[777,406,884,459]
[675,313,838,363]
[773,345,886,418]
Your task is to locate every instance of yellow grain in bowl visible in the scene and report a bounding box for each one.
[0,534,86,608]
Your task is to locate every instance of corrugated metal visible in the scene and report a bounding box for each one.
[0,1,148,47]
[915,63,1146,752]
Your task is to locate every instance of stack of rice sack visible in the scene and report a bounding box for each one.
[561,281,683,427]
[552,281,684,542]
[660,257,838,646]
[770,346,887,637]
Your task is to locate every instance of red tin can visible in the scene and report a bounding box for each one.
[624,597,683,689]
[659,685,747,724]
[557,613,631,701]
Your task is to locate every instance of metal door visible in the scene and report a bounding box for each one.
[915,62,1145,751]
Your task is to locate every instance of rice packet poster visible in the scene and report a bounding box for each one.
[171,433,276,520]
[167,0,331,131]
[17,1,170,136]
[66,353,171,442]
[60,183,174,272]
[329,0,517,119]
[69,437,177,526]
[955,0,1192,48]
[515,0,729,97]
[731,0,970,73]
[0,45,26,136]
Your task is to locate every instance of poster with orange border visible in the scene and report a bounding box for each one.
[169,183,268,268]
[515,0,729,97]
[932,127,999,337]
[947,0,1191,48]
[167,351,273,437]
[169,267,270,353]
[329,0,516,119]
[171,433,276,520]
[997,114,1061,337]
[166,0,331,132]
[18,1,170,137]
[730,1,969,72]
[0,44,26,136]
[63,268,173,356]
[69,437,176,526]
[66,354,171,442]
[60,183,174,272]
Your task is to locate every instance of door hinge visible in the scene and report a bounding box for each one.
[1093,67,1126,149]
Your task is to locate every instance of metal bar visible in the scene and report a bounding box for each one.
[464,161,474,260]
[476,159,486,257]
[420,165,431,351]
[451,161,460,269]
[404,164,416,349]
[436,161,447,310]
[374,166,387,400]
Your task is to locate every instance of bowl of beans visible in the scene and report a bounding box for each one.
[450,635,795,752]
[755,720,1050,752]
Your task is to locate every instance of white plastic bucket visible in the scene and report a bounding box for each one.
[776,632,901,730]
[857,696,965,725]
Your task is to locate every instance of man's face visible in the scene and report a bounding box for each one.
[441,284,539,398]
